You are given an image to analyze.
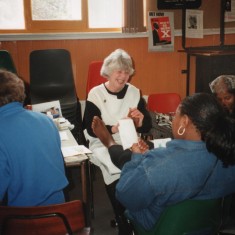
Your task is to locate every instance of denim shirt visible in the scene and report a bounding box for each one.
[116,139,235,231]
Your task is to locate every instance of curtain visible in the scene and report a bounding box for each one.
[122,0,146,33]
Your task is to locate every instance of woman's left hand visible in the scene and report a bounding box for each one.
[131,138,149,153]
[128,108,144,128]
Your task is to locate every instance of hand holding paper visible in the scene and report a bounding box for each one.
[127,107,144,128]
[118,118,138,150]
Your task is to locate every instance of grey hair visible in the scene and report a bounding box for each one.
[100,49,135,79]
[0,69,25,107]
[209,75,235,94]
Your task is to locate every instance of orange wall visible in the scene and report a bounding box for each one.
[1,34,235,100]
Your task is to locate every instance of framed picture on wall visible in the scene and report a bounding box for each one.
[148,11,174,52]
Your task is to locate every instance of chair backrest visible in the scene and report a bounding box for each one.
[30,49,85,144]
[147,93,181,114]
[30,49,77,104]
[86,61,106,96]
[132,199,222,235]
[0,200,87,235]
[0,50,17,74]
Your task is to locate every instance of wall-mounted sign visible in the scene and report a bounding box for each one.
[148,11,174,52]
[157,0,201,9]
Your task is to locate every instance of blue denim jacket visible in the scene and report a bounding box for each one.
[116,139,235,231]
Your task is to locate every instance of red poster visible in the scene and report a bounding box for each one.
[148,12,174,52]
[151,17,171,45]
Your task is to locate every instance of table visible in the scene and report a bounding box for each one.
[60,129,92,226]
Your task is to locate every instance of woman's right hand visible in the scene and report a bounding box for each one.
[128,108,144,128]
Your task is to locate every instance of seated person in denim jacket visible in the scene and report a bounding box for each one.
[91,93,235,231]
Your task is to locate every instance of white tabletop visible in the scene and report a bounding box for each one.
[60,129,88,164]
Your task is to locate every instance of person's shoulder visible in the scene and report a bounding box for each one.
[127,83,140,93]
[89,83,105,93]
[127,83,137,88]
[28,110,55,125]
[88,84,106,97]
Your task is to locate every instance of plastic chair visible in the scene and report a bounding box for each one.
[84,61,106,219]
[147,93,181,114]
[130,198,223,235]
[219,194,235,235]
[86,61,106,96]
[0,50,31,106]
[0,200,89,235]
[29,48,85,144]
[0,50,17,74]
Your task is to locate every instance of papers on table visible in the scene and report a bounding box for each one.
[59,131,69,141]
[32,100,62,118]
[118,118,138,150]
[55,118,74,131]
[59,130,92,164]
[151,138,171,148]
[61,145,92,157]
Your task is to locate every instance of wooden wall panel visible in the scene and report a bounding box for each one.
[1,34,235,101]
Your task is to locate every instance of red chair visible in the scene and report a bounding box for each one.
[85,61,107,218]
[86,61,106,96]
[0,200,89,235]
[147,93,181,114]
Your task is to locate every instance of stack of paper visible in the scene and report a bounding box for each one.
[61,145,92,157]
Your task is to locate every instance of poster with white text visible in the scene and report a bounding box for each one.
[148,11,174,52]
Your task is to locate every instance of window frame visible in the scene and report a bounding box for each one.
[0,0,145,34]
[25,0,89,33]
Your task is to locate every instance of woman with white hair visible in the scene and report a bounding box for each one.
[83,49,152,235]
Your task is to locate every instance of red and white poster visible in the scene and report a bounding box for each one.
[148,12,174,52]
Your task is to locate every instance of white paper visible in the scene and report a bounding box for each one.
[186,10,203,39]
[59,131,69,141]
[32,100,62,117]
[61,145,92,157]
[152,138,171,148]
[118,118,138,150]
[225,0,235,22]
